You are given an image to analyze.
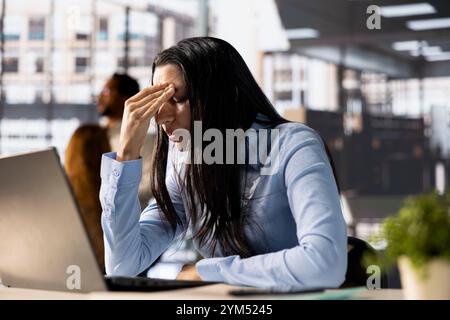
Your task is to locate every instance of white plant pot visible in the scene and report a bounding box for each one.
[398,256,450,300]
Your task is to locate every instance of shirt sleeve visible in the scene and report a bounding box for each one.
[100,152,186,276]
[195,128,347,291]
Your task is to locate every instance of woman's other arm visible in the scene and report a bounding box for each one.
[195,127,347,291]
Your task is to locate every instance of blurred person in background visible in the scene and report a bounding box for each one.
[98,73,155,208]
[64,124,111,272]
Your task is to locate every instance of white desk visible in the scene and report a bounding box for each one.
[0,284,403,300]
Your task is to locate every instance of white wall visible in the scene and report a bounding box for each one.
[210,0,288,83]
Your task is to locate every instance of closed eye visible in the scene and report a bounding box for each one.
[172,97,186,104]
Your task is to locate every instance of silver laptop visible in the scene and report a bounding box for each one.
[0,148,214,293]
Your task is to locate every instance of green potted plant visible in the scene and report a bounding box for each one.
[377,191,450,299]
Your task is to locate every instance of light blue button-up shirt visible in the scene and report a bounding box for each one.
[100,120,347,291]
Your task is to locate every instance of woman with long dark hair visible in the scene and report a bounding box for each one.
[100,37,347,291]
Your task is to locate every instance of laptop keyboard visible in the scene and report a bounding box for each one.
[105,276,217,292]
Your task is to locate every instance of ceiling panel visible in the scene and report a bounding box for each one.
[275,0,450,77]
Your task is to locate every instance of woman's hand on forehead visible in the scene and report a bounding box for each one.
[116,82,175,161]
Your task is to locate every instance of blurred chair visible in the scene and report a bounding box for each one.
[64,124,111,273]
[341,236,388,288]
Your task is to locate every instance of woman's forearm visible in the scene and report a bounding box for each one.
[100,152,175,276]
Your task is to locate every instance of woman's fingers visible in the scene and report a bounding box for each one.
[127,88,166,111]
[127,82,169,103]
[118,84,174,161]
[140,86,175,120]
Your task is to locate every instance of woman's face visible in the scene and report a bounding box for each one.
[153,64,191,146]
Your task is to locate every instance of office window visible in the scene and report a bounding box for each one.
[98,17,108,40]
[306,59,338,111]
[4,57,19,73]
[28,17,45,40]
[117,57,142,68]
[34,89,44,103]
[73,15,92,42]
[274,69,292,82]
[75,57,89,73]
[35,57,44,73]
[117,33,142,40]
[75,33,89,41]
[299,68,305,82]
[361,72,390,115]
[4,15,22,41]
[300,90,305,106]
[275,90,293,101]
[5,34,20,41]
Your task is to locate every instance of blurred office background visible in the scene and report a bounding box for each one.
[1,0,450,276]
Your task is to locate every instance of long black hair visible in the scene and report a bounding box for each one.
[150,37,339,257]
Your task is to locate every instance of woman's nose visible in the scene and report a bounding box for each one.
[155,101,175,125]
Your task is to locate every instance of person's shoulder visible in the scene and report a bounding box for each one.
[271,121,329,169]
[275,121,323,147]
